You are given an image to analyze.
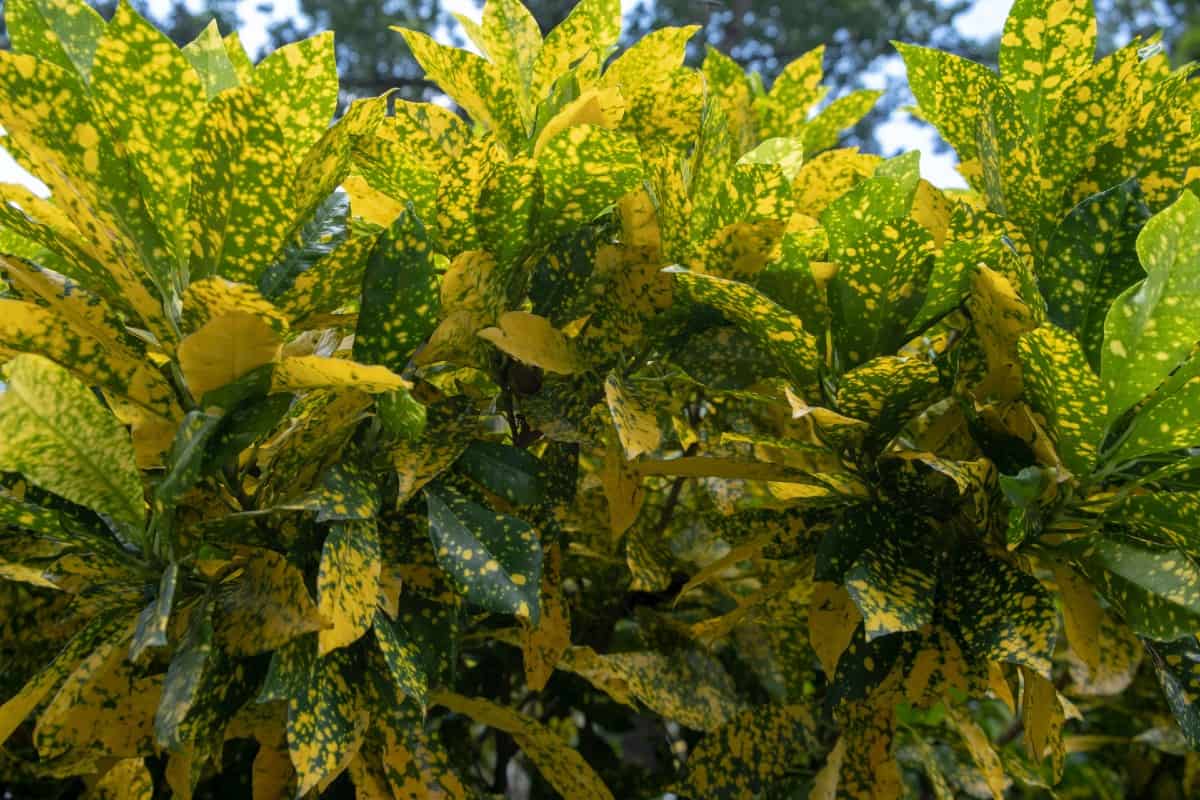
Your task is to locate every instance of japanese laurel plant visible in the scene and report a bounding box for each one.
[0,0,1199,797]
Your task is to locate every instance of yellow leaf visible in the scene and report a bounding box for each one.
[809,581,861,675]
[478,311,583,375]
[344,174,406,227]
[432,691,615,800]
[90,758,153,800]
[178,311,283,399]
[1021,666,1066,781]
[271,356,411,394]
[520,543,570,691]
[946,705,1008,800]
[604,373,662,460]
[317,521,381,655]
[532,87,625,156]
[600,438,644,540]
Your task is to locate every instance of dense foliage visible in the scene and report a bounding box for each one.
[0,0,1199,797]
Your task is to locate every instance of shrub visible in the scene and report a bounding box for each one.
[0,0,1199,797]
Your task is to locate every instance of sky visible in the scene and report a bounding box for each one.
[0,0,1018,192]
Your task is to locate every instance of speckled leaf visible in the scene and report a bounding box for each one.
[530,0,620,98]
[91,3,204,263]
[154,602,214,750]
[810,581,862,675]
[0,295,178,422]
[823,175,934,366]
[425,485,542,623]
[1145,637,1200,749]
[1042,181,1151,368]
[6,0,104,81]
[258,634,316,705]
[999,0,1096,134]
[678,705,809,799]
[669,268,819,386]
[182,21,239,98]
[802,90,882,154]
[0,355,144,529]
[91,759,153,800]
[283,461,380,522]
[287,647,368,796]
[433,691,614,800]
[519,542,569,691]
[217,549,325,657]
[1017,325,1107,477]
[945,548,1056,677]
[755,45,825,138]
[1109,491,1200,554]
[373,608,428,710]
[224,32,254,81]
[1109,357,1200,465]
[845,535,936,641]
[837,356,941,440]
[352,210,439,374]
[602,25,697,96]
[535,125,642,242]
[479,0,542,110]
[270,356,410,394]
[1102,191,1200,423]
[188,85,294,284]
[455,441,544,506]
[395,28,525,153]
[1072,536,1200,641]
[276,230,378,326]
[129,562,178,664]
[897,42,1011,163]
[478,311,582,375]
[0,609,127,747]
[968,265,1039,402]
[317,520,381,654]
[0,489,66,537]
[254,33,337,161]
[604,373,664,460]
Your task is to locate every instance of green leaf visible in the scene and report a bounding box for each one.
[1042,181,1151,369]
[455,441,544,506]
[844,534,937,640]
[425,485,542,624]
[477,159,541,268]
[287,647,367,796]
[668,268,820,387]
[1146,637,1200,749]
[535,125,642,242]
[945,547,1056,677]
[373,608,429,711]
[188,85,294,284]
[217,549,325,657]
[0,355,145,529]
[1072,537,1200,642]
[836,356,941,442]
[999,0,1096,134]
[1108,356,1200,465]
[479,0,542,107]
[155,412,222,510]
[395,27,526,154]
[91,2,205,264]
[259,192,349,300]
[154,601,214,751]
[1017,325,1107,477]
[1108,491,1200,553]
[822,170,934,367]
[257,633,316,704]
[317,520,381,655]
[254,32,338,161]
[1102,191,1200,424]
[6,0,106,82]
[182,20,240,99]
[283,461,380,522]
[352,210,439,373]
[130,563,178,663]
[377,389,427,442]
[802,89,882,154]
[0,610,127,747]
[530,0,621,98]
[678,705,810,799]
[0,489,67,538]
[896,41,1011,163]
